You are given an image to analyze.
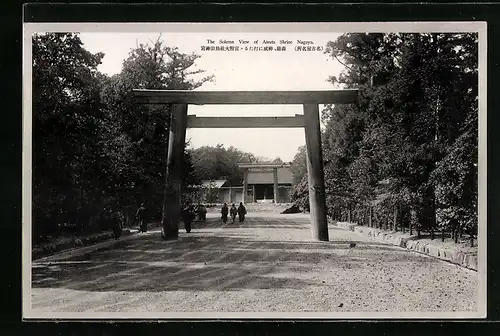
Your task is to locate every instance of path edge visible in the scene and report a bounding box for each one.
[33,223,162,263]
[331,221,478,272]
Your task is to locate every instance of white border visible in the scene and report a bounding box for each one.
[22,22,487,320]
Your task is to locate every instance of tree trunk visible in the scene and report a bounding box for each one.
[402,210,405,234]
[430,199,436,240]
[368,206,373,228]
[409,217,412,236]
[393,207,397,232]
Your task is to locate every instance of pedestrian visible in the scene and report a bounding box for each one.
[221,203,229,223]
[230,203,237,223]
[135,203,147,233]
[238,202,247,223]
[197,203,207,221]
[182,202,195,233]
[112,215,122,240]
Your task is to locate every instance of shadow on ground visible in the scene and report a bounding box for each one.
[32,217,439,293]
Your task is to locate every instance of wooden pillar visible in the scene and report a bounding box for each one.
[303,104,329,241]
[243,168,248,204]
[161,104,188,240]
[273,168,279,203]
[229,187,233,203]
[252,185,256,203]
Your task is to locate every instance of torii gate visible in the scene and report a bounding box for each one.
[133,89,358,242]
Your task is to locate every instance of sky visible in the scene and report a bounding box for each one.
[79,32,344,162]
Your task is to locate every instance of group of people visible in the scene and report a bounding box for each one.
[221,202,247,224]
[133,201,248,236]
[109,202,148,239]
[181,203,209,232]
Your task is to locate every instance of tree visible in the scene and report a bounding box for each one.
[318,33,477,238]
[32,33,106,238]
[203,181,221,204]
[271,157,284,164]
[289,146,309,210]
[189,144,261,186]
[32,33,215,241]
[290,145,307,185]
[100,36,213,219]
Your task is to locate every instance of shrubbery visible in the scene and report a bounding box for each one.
[290,33,478,245]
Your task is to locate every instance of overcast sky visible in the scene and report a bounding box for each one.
[79,32,344,161]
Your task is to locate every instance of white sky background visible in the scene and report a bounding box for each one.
[79,32,344,161]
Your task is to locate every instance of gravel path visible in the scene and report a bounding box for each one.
[31,213,478,314]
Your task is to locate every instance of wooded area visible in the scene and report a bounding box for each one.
[32,32,478,247]
[32,32,287,243]
[32,33,212,242]
[290,33,478,245]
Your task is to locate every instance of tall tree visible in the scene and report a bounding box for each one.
[32,33,106,237]
[290,145,307,185]
[100,37,214,218]
[189,144,261,186]
[292,32,478,235]
[33,33,215,241]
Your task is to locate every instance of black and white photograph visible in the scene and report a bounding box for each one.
[23,22,486,319]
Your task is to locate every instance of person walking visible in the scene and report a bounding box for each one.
[230,204,237,223]
[182,202,195,233]
[237,202,247,223]
[112,213,122,239]
[221,203,229,223]
[135,203,147,233]
[197,203,207,221]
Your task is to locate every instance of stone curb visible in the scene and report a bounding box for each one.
[331,221,477,271]
[33,231,141,263]
[33,222,162,263]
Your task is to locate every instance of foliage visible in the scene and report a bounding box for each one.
[290,145,307,185]
[99,37,213,216]
[188,144,283,186]
[203,181,221,204]
[33,33,106,237]
[33,33,213,241]
[289,33,478,241]
[290,177,309,212]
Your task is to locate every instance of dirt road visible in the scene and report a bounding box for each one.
[31,213,477,314]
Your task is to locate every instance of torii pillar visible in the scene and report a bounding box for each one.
[303,104,329,241]
[161,104,188,240]
[243,168,248,204]
[273,168,279,203]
